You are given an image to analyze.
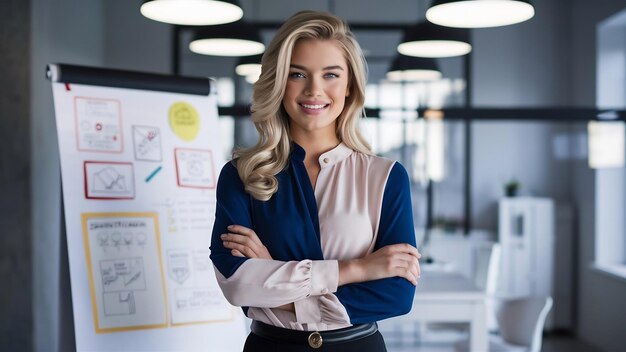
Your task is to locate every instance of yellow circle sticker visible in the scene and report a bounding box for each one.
[169,102,200,141]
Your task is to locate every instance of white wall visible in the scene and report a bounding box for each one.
[576,3,626,352]
[595,8,626,268]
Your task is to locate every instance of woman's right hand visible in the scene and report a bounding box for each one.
[339,244,421,286]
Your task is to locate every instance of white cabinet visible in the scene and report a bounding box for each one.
[498,197,572,331]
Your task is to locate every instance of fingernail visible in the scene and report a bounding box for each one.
[220,234,226,239]
[228,225,234,229]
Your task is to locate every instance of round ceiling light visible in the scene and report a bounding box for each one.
[190,22,265,57]
[426,0,535,28]
[398,22,471,58]
[140,0,243,26]
[236,54,263,76]
[387,55,442,81]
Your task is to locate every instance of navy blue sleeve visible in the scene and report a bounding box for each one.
[334,162,417,323]
[209,161,251,279]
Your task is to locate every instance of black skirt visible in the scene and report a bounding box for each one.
[243,321,387,352]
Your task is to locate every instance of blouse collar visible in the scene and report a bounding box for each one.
[291,141,353,168]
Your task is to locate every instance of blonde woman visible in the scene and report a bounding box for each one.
[210,11,420,352]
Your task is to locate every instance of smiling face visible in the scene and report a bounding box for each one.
[282,39,351,139]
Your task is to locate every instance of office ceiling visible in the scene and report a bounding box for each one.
[179,0,456,84]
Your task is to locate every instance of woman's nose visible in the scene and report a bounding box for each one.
[304,77,322,97]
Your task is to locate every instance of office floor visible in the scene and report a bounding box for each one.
[383,331,603,352]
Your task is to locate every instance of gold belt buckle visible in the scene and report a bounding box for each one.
[308,331,323,349]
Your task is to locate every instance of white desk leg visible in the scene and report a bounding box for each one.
[470,301,488,352]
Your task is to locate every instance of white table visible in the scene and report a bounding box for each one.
[397,271,488,351]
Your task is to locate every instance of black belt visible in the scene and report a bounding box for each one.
[250,320,378,349]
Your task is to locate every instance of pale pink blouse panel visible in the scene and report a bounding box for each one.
[315,146,396,261]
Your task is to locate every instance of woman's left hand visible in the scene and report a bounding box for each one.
[221,225,273,259]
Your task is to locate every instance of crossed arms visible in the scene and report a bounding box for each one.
[209,162,420,325]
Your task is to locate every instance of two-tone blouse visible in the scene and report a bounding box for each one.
[210,142,416,331]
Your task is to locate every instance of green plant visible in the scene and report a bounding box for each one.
[505,179,520,197]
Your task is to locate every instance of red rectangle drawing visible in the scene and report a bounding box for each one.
[84,161,135,199]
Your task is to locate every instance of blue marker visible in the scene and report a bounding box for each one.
[145,166,162,183]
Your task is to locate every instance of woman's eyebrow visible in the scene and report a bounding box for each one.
[289,64,345,71]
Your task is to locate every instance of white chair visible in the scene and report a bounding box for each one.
[454,296,553,352]
[484,243,501,331]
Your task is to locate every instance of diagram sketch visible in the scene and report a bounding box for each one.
[84,161,135,199]
[74,97,123,152]
[167,250,190,285]
[174,149,216,189]
[100,257,146,292]
[82,213,167,332]
[132,125,162,161]
[103,291,136,316]
[95,168,127,192]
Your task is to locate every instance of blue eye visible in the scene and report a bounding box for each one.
[324,73,339,78]
[289,72,305,79]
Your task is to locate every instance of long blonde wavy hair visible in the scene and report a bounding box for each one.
[235,11,372,201]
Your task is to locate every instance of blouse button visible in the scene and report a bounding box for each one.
[323,158,329,164]
[321,288,329,294]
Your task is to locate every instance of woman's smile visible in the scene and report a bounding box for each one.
[298,101,331,114]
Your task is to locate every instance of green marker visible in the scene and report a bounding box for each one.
[145,166,162,182]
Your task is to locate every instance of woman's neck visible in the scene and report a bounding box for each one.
[291,130,340,163]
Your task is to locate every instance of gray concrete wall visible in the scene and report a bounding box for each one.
[471,0,571,107]
[102,0,171,73]
[31,0,104,351]
[0,0,31,350]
